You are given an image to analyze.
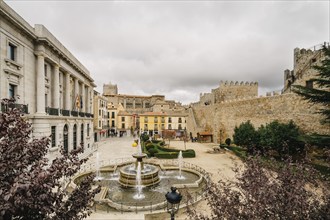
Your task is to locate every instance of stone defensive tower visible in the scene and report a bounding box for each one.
[215,80,258,103]
[283,42,329,93]
[103,82,118,95]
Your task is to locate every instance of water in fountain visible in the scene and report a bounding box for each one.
[133,162,145,199]
[177,151,185,179]
[94,152,104,181]
[137,141,142,155]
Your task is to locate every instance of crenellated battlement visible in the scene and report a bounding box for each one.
[219,80,258,87]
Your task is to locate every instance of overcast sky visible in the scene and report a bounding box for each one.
[5,0,329,104]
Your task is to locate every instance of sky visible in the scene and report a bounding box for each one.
[5,0,330,104]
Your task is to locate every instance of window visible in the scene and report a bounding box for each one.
[98,120,101,128]
[8,43,16,61]
[154,124,158,130]
[178,117,182,123]
[73,124,77,150]
[168,124,172,130]
[111,120,115,127]
[51,126,56,147]
[144,124,148,130]
[306,80,313,89]
[99,109,101,116]
[122,123,125,129]
[161,124,165,129]
[121,117,125,122]
[87,123,90,136]
[9,84,16,98]
[168,117,172,123]
[178,124,182,130]
[81,124,84,147]
[111,112,115,118]
[44,64,48,77]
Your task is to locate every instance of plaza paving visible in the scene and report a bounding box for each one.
[85,136,241,220]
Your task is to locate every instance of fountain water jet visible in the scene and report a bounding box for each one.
[177,151,185,180]
[94,152,104,181]
[133,162,145,199]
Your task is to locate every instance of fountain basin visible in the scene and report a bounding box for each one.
[119,163,160,187]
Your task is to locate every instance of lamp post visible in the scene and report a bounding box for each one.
[165,187,182,220]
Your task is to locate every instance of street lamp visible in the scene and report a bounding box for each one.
[165,187,182,220]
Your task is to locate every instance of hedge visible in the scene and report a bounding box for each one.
[142,140,196,158]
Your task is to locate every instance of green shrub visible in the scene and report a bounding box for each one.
[157,145,180,152]
[153,149,196,158]
[151,140,162,144]
[155,152,179,159]
[220,144,227,149]
[225,138,231,146]
[182,150,196,158]
[148,148,158,157]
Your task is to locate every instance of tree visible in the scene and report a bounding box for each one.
[292,45,330,124]
[162,129,176,147]
[186,156,330,219]
[233,121,259,154]
[258,120,304,157]
[0,99,100,220]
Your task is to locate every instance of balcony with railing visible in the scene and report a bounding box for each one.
[1,103,28,114]
[46,107,59,116]
[60,109,70,116]
[71,111,78,117]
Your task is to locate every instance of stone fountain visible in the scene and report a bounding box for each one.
[119,140,160,187]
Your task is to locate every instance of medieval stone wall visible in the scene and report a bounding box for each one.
[188,93,329,143]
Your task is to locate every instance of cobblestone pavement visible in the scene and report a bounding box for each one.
[85,136,241,220]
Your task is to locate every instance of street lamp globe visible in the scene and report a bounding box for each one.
[165,187,182,220]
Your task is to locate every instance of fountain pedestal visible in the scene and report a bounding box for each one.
[119,152,160,188]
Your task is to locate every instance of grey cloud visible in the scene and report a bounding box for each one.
[5,1,329,104]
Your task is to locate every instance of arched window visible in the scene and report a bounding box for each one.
[63,124,69,154]
[73,124,77,150]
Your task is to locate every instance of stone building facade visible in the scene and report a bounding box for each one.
[0,2,96,159]
[93,91,109,142]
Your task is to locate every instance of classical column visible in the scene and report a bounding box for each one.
[65,72,71,110]
[36,54,45,114]
[82,84,86,113]
[53,64,60,109]
[74,78,79,111]
[86,86,90,113]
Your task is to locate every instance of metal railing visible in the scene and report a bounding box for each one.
[61,109,70,116]
[71,110,78,117]
[1,103,28,114]
[46,107,59,115]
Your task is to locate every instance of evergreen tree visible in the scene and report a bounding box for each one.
[292,45,330,124]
